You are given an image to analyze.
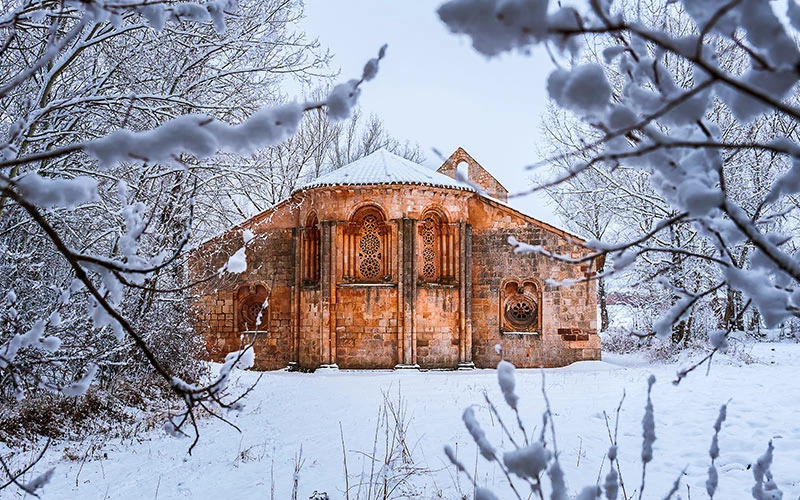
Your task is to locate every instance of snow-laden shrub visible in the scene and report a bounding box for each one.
[601,326,703,362]
[0,385,154,447]
[600,327,646,355]
[0,262,206,442]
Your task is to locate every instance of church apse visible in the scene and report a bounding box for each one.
[190,148,601,371]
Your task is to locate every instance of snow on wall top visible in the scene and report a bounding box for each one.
[295,149,475,193]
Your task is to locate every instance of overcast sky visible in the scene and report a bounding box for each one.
[302,0,562,226]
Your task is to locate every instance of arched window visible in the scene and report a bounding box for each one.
[358,213,382,279]
[420,215,438,281]
[343,206,390,282]
[236,284,269,332]
[302,213,320,284]
[456,160,469,181]
[418,208,454,283]
[502,280,540,333]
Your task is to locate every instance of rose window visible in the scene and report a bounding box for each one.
[504,297,537,328]
[241,299,265,329]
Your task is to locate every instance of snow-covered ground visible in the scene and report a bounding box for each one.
[17,342,800,499]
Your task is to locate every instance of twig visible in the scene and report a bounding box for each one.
[340,422,350,500]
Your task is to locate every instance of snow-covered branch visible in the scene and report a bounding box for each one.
[439,0,800,350]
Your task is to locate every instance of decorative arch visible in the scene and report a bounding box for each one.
[420,206,449,223]
[235,283,270,332]
[418,207,454,283]
[501,279,541,333]
[347,202,388,223]
[343,204,391,282]
[302,212,320,284]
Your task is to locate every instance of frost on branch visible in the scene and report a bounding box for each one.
[708,330,728,351]
[80,43,386,166]
[14,173,99,210]
[448,366,775,498]
[21,467,55,497]
[443,444,467,473]
[706,403,727,499]
[0,0,382,490]
[548,64,611,117]
[86,104,303,167]
[218,230,254,274]
[462,407,496,460]
[652,295,693,339]
[637,374,656,499]
[438,0,800,357]
[448,362,610,498]
[326,44,387,121]
[223,246,247,274]
[85,0,238,34]
[496,359,519,409]
[641,375,656,464]
[507,235,544,255]
[603,457,618,500]
[325,81,361,121]
[503,442,551,480]
[164,344,256,446]
[548,456,568,500]
[751,441,782,500]
[475,487,499,500]
[575,486,601,500]
[437,0,548,56]
[0,317,63,393]
[361,44,387,82]
[61,363,98,397]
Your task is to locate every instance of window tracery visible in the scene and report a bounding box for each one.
[418,209,455,283]
[343,206,390,282]
[421,216,437,280]
[358,214,382,279]
[236,284,269,331]
[502,281,540,332]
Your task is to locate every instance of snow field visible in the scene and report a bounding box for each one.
[23,343,800,499]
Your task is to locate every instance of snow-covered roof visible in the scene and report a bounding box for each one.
[295,149,474,193]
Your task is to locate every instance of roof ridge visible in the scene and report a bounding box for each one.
[293,148,474,194]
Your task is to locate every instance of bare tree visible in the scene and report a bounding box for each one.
[0,0,387,493]
[438,0,800,353]
[191,92,425,237]
[327,109,425,170]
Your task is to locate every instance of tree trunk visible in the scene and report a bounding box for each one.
[598,274,609,332]
[722,285,744,331]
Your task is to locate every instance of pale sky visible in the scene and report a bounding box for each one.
[302,0,561,226]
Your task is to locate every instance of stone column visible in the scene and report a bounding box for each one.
[458,222,475,369]
[319,220,337,367]
[395,219,405,364]
[289,227,301,369]
[396,217,418,368]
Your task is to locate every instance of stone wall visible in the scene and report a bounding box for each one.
[415,285,460,367]
[468,198,601,368]
[334,286,399,368]
[298,288,322,368]
[190,215,295,370]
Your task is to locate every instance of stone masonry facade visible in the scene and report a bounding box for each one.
[189,149,601,370]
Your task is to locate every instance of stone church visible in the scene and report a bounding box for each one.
[190,148,601,370]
